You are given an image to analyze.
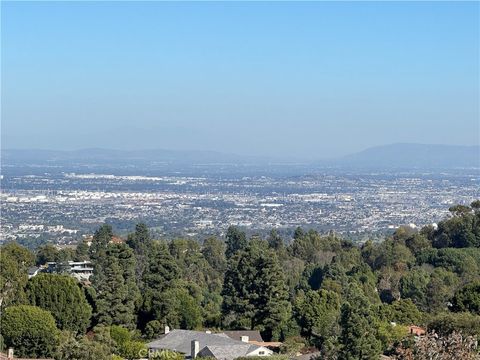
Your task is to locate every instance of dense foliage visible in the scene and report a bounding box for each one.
[1,305,60,358]
[26,273,92,333]
[0,201,479,359]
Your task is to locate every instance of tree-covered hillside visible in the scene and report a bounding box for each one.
[1,202,479,359]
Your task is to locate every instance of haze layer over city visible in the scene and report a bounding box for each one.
[1,144,479,246]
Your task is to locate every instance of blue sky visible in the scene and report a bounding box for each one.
[2,1,479,159]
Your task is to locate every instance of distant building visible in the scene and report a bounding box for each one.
[68,261,94,281]
[27,266,41,279]
[147,329,274,359]
[42,260,94,281]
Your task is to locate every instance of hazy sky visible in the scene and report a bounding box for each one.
[2,1,479,159]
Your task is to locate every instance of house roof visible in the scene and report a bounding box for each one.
[222,330,264,342]
[27,267,39,275]
[147,329,264,359]
[199,344,260,360]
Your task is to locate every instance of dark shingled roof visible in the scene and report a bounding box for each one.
[222,330,264,342]
[147,329,266,360]
[199,344,261,360]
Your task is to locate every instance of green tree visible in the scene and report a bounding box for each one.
[294,289,341,348]
[222,242,291,340]
[452,281,480,315]
[380,299,424,325]
[417,248,480,281]
[431,208,479,248]
[376,322,409,353]
[225,225,248,258]
[376,264,405,304]
[449,204,472,216]
[267,229,284,250]
[279,337,306,356]
[347,264,380,305]
[156,287,203,330]
[400,268,430,310]
[26,273,92,333]
[120,340,147,360]
[0,242,35,307]
[405,234,431,255]
[202,236,227,272]
[56,248,74,264]
[144,320,163,339]
[289,229,341,265]
[141,241,180,326]
[366,239,414,270]
[428,312,480,336]
[471,200,480,212]
[55,332,113,360]
[1,305,59,358]
[74,241,90,261]
[109,325,147,360]
[35,244,59,265]
[108,243,141,317]
[426,268,459,313]
[169,239,216,290]
[90,224,113,259]
[126,223,152,284]
[338,284,382,360]
[91,248,136,329]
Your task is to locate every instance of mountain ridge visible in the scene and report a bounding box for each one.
[2,143,479,169]
[334,143,479,169]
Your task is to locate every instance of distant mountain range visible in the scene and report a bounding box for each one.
[1,148,268,165]
[333,143,480,169]
[2,143,479,170]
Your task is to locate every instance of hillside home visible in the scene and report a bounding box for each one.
[147,329,273,360]
[43,260,93,281]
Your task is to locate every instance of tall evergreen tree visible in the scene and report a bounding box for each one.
[338,283,382,360]
[222,242,291,340]
[90,224,113,260]
[295,289,341,347]
[202,236,227,273]
[225,225,248,258]
[108,243,142,316]
[75,241,90,261]
[141,241,180,326]
[91,248,136,329]
[267,229,284,250]
[35,244,59,265]
[126,223,152,284]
